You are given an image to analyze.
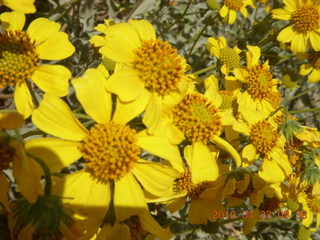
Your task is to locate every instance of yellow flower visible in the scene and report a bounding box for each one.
[272,0,320,52]
[222,170,266,207]
[235,46,281,118]
[0,112,24,130]
[297,51,320,82]
[0,138,44,204]
[0,11,75,118]
[0,112,43,204]
[219,0,253,24]
[298,192,320,228]
[233,113,292,183]
[89,19,190,132]
[0,0,36,13]
[154,75,241,167]
[163,148,228,225]
[206,36,242,76]
[28,68,181,224]
[243,182,285,234]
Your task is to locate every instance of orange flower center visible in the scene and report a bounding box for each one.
[224,0,244,10]
[134,39,185,96]
[250,120,279,154]
[219,48,240,70]
[0,30,39,88]
[292,5,320,33]
[172,93,222,143]
[245,64,281,106]
[176,170,209,199]
[80,122,141,183]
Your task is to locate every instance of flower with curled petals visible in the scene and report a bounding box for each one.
[27,68,181,238]
[0,11,75,118]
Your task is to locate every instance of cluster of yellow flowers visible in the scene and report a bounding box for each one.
[0,0,320,239]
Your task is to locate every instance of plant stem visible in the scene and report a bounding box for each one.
[25,79,39,108]
[289,108,320,114]
[27,153,52,196]
[186,19,213,61]
[192,65,216,76]
[125,0,147,21]
[281,85,320,105]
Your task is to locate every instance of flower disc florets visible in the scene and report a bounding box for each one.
[172,93,222,143]
[292,5,320,33]
[0,30,39,88]
[80,122,141,183]
[134,39,184,96]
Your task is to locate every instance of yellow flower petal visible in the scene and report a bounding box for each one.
[4,0,36,14]
[106,69,144,102]
[14,81,33,119]
[166,197,187,213]
[32,94,88,141]
[140,210,172,240]
[27,17,60,44]
[113,90,151,125]
[72,68,112,124]
[259,160,286,183]
[129,19,156,40]
[96,222,130,240]
[142,93,162,134]
[272,9,291,20]
[131,159,179,197]
[89,35,106,47]
[188,199,212,224]
[219,5,228,17]
[114,173,147,221]
[0,11,25,31]
[309,69,320,83]
[53,170,110,219]
[0,112,24,129]
[99,23,141,62]
[25,138,82,173]
[32,65,71,96]
[247,45,261,67]
[228,10,237,24]
[37,32,75,60]
[212,135,241,166]
[309,31,320,51]
[300,63,312,76]
[291,32,306,52]
[242,144,257,162]
[0,174,10,210]
[283,0,296,12]
[12,141,44,203]
[277,26,294,43]
[186,142,219,183]
[136,130,183,168]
